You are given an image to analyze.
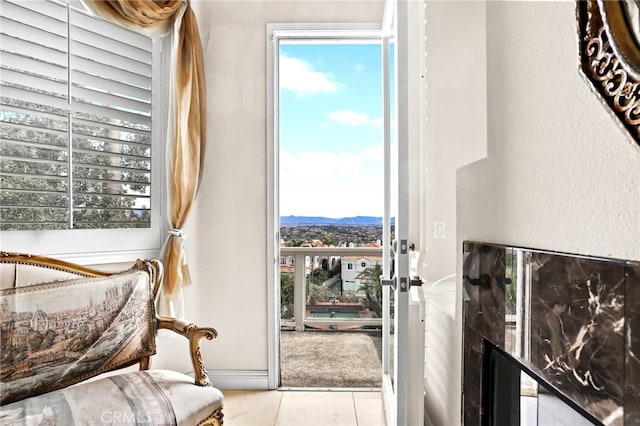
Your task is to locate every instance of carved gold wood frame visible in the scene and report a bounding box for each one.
[578,0,640,147]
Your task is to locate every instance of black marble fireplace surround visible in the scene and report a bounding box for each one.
[463,241,640,425]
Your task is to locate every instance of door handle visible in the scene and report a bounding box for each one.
[381,275,396,290]
[410,276,423,288]
[381,276,416,292]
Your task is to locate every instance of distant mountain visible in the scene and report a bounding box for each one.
[280,215,389,226]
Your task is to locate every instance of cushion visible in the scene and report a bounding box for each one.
[0,266,156,404]
[0,370,224,426]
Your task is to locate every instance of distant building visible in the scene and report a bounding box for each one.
[279,241,340,276]
[341,256,382,293]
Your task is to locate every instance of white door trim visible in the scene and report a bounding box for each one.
[266,23,384,390]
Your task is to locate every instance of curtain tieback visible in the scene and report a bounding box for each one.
[168,228,186,242]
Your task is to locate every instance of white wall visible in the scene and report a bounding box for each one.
[151,0,384,385]
[448,1,640,425]
[458,0,640,261]
[422,2,486,425]
[422,1,487,283]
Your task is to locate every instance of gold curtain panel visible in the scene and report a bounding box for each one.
[81,0,207,299]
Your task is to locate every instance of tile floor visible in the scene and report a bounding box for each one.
[221,390,385,426]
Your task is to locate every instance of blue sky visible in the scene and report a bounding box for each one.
[279,42,389,218]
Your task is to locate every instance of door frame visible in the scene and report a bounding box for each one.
[266,22,386,390]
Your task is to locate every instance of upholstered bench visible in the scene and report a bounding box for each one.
[0,252,224,425]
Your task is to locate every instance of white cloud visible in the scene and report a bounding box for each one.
[329,109,372,126]
[363,145,383,162]
[281,151,363,178]
[279,150,385,217]
[280,55,341,97]
[370,118,383,127]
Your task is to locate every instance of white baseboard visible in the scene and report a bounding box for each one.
[207,370,270,390]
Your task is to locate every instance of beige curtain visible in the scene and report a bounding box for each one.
[81,0,206,317]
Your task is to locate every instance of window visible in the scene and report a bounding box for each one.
[0,0,166,261]
[361,261,367,268]
[347,262,354,271]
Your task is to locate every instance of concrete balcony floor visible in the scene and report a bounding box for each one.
[280,330,382,389]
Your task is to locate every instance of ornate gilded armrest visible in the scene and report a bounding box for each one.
[156,316,218,387]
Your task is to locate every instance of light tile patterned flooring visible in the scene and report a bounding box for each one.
[221,390,385,426]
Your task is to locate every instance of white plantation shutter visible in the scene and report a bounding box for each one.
[0,0,154,231]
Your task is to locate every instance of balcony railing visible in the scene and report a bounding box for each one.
[280,246,384,331]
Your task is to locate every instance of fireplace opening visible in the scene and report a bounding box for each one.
[483,341,602,426]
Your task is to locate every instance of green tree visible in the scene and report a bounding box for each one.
[323,233,335,246]
[357,263,383,318]
[280,272,294,319]
[307,283,339,304]
[308,268,330,286]
[290,238,304,247]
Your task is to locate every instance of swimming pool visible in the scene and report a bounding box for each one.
[309,312,360,319]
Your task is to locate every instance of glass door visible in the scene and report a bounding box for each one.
[381,0,414,424]
[380,30,396,425]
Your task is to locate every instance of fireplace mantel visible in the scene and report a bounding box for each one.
[462,241,640,425]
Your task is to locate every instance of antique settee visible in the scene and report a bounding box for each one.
[0,252,224,425]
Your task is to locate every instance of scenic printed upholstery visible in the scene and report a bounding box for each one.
[0,370,224,425]
[0,265,156,404]
[0,254,223,426]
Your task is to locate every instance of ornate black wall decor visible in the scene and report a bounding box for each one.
[578,0,640,148]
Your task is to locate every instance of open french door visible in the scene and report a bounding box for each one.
[381,0,423,425]
[266,3,422,421]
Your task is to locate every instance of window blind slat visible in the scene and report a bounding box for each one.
[1,86,69,110]
[4,0,66,22]
[0,35,67,68]
[0,17,67,52]
[71,70,151,103]
[0,174,67,191]
[73,115,150,133]
[71,41,151,77]
[70,102,151,126]
[72,85,150,115]
[1,51,67,80]
[73,136,151,156]
[73,177,150,191]
[0,138,66,158]
[1,68,68,97]
[70,24,151,65]
[0,102,68,124]
[73,147,151,163]
[72,56,151,89]
[1,159,68,178]
[2,8,67,40]
[70,7,151,50]
[0,121,68,143]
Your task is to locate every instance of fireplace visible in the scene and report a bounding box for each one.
[462,242,640,425]
[484,339,600,425]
